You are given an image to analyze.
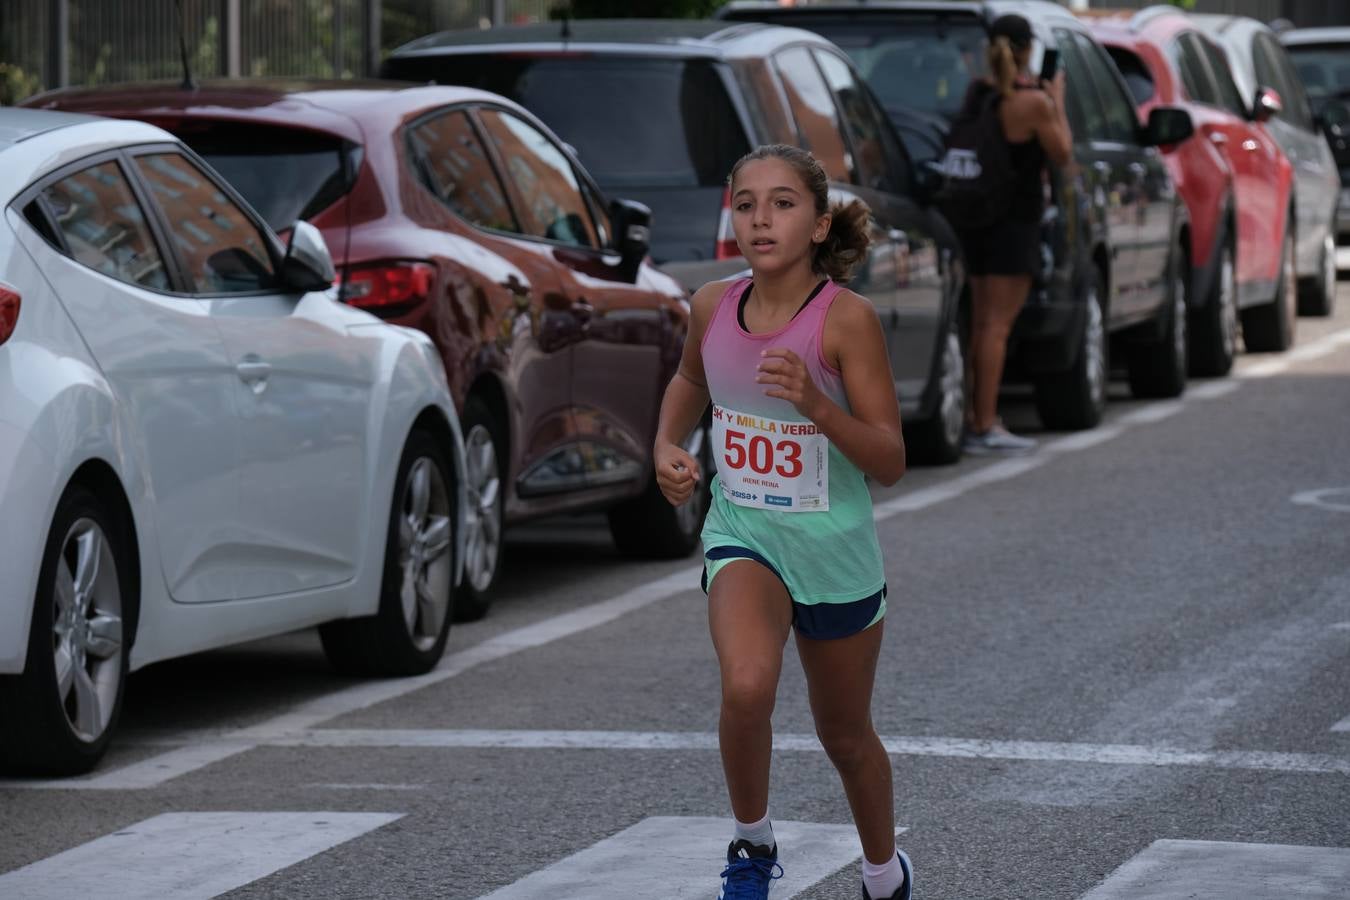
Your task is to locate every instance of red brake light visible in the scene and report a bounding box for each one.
[0,284,20,346]
[340,262,436,309]
[715,186,739,260]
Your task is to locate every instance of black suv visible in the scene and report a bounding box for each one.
[721,1,1197,429]
[385,19,970,461]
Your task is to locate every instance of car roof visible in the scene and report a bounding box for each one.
[1281,27,1350,47]
[390,18,837,61]
[716,0,1088,44]
[24,79,524,144]
[0,112,176,205]
[0,107,103,149]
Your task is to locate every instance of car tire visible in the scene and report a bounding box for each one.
[905,323,965,465]
[1127,244,1188,399]
[1241,221,1296,353]
[319,429,455,676]
[1189,238,1237,377]
[1034,267,1108,431]
[1296,230,1337,317]
[608,418,712,559]
[0,485,130,775]
[451,397,505,622]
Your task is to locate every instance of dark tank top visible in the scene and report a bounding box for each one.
[963,80,1047,224]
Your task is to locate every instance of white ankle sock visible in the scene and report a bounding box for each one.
[733,812,775,849]
[862,850,904,898]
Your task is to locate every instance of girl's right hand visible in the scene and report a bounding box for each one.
[654,441,701,507]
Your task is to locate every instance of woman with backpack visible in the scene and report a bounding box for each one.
[954,13,1072,454]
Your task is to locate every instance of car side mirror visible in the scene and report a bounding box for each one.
[1143,106,1194,147]
[609,197,652,283]
[281,220,336,292]
[1253,86,1283,123]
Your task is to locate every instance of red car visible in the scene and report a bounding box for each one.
[1084,8,1296,373]
[26,81,697,619]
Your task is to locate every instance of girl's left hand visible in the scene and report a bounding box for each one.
[757,348,825,421]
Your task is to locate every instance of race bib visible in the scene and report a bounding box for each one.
[711,403,828,512]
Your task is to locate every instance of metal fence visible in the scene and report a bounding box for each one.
[0,0,555,102]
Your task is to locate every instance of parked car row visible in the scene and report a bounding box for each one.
[6,2,1344,775]
[719,0,1344,419]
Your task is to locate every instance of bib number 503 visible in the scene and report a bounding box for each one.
[723,429,803,478]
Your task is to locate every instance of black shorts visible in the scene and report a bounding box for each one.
[958,218,1041,277]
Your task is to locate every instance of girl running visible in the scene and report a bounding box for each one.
[652,144,911,900]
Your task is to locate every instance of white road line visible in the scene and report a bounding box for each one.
[10,325,1350,792]
[477,817,893,899]
[1187,380,1241,400]
[1079,839,1350,899]
[269,728,1350,776]
[1332,716,1350,733]
[0,811,402,899]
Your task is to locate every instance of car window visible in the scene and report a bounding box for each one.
[386,54,749,191]
[134,152,277,294]
[1287,43,1350,118]
[1172,34,1217,105]
[40,160,170,291]
[813,49,895,192]
[774,45,852,183]
[1262,35,1315,130]
[1197,35,1249,118]
[476,108,599,249]
[1076,33,1139,144]
[1056,30,1101,142]
[184,124,356,232]
[407,108,520,234]
[1106,46,1155,106]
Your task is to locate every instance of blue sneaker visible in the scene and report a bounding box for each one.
[862,849,913,900]
[718,839,782,899]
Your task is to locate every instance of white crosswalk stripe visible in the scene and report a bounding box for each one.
[0,811,402,899]
[477,817,900,899]
[1079,839,1350,899]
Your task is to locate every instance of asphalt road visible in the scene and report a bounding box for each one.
[3,284,1349,900]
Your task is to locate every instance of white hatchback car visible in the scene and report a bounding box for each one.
[0,109,467,775]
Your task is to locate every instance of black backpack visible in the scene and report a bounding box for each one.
[935,86,1017,230]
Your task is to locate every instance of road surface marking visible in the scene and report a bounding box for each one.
[477,817,897,899]
[1332,715,1350,733]
[0,811,401,899]
[1079,839,1350,899]
[1291,487,1350,513]
[268,728,1350,776]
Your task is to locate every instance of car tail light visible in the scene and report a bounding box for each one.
[715,186,739,260]
[0,284,20,346]
[340,261,435,309]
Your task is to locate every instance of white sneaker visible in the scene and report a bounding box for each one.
[962,425,1036,455]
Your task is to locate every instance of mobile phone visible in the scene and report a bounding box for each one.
[1040,47,1059,82]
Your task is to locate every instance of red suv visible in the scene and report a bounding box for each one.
[27,81,696,619]
[1083,8,1295,373]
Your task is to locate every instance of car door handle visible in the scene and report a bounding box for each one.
[1208,131,1228,146]
[236,359,271,388]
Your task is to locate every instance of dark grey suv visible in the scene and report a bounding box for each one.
[385,19,970,462]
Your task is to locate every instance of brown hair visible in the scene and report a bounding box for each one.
[987,36,1020,99]
[727,144,871,283]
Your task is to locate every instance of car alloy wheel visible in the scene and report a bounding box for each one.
[397,456,453,652]
[938,330,966,451]
[463,422,502,594]
[1084,282,1107,412]
[1172,271,1189,374]
[1218,247,1237,362]
[51,518,123,743]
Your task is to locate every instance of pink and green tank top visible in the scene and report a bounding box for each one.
[700,276,886,606]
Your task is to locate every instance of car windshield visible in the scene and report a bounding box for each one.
[383,54,749,189]
[1286,44,1350,114]
[174,123,356,230]
[798,19,989,120]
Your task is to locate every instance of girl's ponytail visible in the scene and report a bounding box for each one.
[987,35,1017,98]
[813,198,870,283]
